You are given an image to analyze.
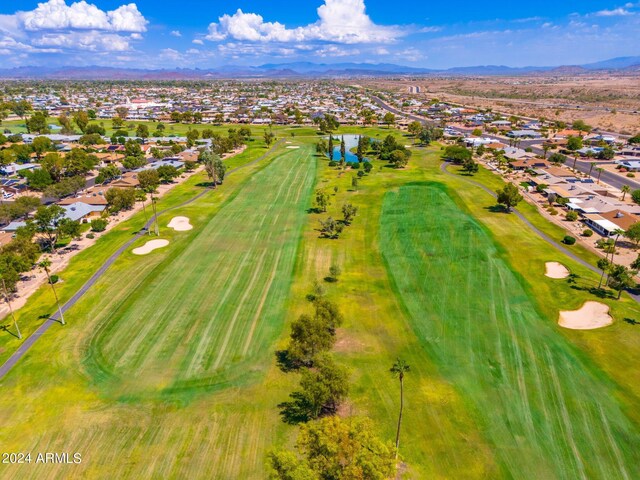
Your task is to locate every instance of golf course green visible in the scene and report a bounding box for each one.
[379,183,640,478]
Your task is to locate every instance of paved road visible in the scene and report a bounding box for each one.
[0,141,283,380]
[440,161,640,303]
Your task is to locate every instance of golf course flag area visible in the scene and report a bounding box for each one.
[379,184,640,478]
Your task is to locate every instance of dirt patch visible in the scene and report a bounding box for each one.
[559,301,613,330]
[168,216,193,231]
[545,262,570,279]
[132,239,169,255]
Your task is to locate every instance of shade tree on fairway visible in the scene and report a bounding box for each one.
[268,416,395,480]
[314,189,330,213]
[319,217,343,239]
[200,151,227,186]
[342,203,358,225]
[496,183,523,212]
[278,353,349,424]
[443,145,472,164]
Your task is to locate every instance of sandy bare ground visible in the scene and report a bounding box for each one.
[132,239,169,255]
[168,216,193,231]
[545,262,570,279]
[559,301,613,330]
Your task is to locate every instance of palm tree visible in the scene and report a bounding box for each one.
[39,259,65,325]
[588,162,596,178]
[596,167,604,184]
[151,196,160,236]
[1,277,21,339]
[390,358,410,459]
[622,185,631,201]
[135,190,150,235]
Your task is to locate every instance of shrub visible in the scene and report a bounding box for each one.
[328,160,338,167]
[49,275,59,284]
[565,211,578,221]
[627,173,636,178]
[90,218,108,232]
[86,233,95,239]
[549,208,559,215]
[582,229,594,237]
[563,235,576,245]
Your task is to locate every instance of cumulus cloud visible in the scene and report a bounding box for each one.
[0,0,147,57]
[170,30,182,37]
[19,0,147,32]
[205,0,403,44]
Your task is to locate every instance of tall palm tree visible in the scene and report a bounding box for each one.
[390,358,410,459]
[1,277,21,339]
[596,167,604,184]
[151,196,160,236]
[135,190,150,235]
[621,185,631,201]
[39,259,64,325]
[588,162,596,178]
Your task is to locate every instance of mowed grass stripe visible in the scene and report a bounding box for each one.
[88,147,316,393]
[379,184,640,479]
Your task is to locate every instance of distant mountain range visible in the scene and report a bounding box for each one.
[0,56,639,79]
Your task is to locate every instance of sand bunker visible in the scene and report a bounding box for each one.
[168,216,193,231]
[133,239,169,255]
[545,262,570,279]
[286,146,300,149]
[559,301,613,330]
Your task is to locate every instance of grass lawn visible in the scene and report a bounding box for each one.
[0,128,639,479]
[380,183,640,478]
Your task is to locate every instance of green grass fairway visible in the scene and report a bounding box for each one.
[379,183,640,479]
[84,146,316,394]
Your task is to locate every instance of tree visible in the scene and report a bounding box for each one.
[496,183,523,212]
[115,107,129,120]
[105,187,136,213]
[340,136,346,163]
[608,264,636,299]
[566,136,583,151]
[389,150,408,168]
[622,185,631,201]
[157,165,180,183]
[341,203,357,225]
[327,136,334,161]
[443,145,472,164]
[597,258,610,289]
[90,218,108,232]
[462,158,479,175]
[264,131,276,147]
[72,111,90,133]
[65,148,96,177]
[548,152,567,165]
[596,167,604,184]
[43,176,86,200]
[351,176,359,191]
[572,119,592,134]
[24,168,54,191]
[566,211,578,222]
[39,259,65,325]
[390,359,410,458]
[137,168,160,192]
[632,189,640,205]
[268,416,395,480]
[407,121,422,138]
[213,157,227,184]
[32,136,52,158]
[316,139,328,156]
[9,100,32,121]
[25,111,49,134]
[112,116,125,129]
[319,217,343,239]
[624,222,640,248]
[328,264,341,282]
[314,189,330,212]
[0,275,21,339]
[32,205,66,251]
[136,124,150,140]
[279,353,349,423]
[383,112,395,128]
[287,313,337,367]
[95,165,121,184]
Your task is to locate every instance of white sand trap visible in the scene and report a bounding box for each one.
[133,239,169,255]
[559,301,613,330]
[545,262,570,279]
[286,145,300,149]
[168,216,193,231]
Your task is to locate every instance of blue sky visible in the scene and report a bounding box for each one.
[0,0,638,69]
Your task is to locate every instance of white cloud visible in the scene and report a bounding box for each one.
[170,30,182,37]
[31,31,132,51]
[19,0,147,32]
[192,38,204,45]
[595,7,633,16]
[205,0,404,44]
